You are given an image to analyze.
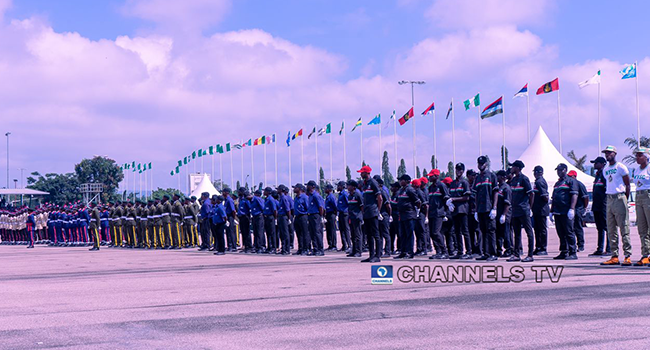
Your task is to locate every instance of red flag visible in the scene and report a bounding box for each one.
[536,78,559,95]
[398,107,414,126]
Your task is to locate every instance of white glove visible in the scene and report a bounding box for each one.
[529,209,534,217]
[378,214,383,221]
[415,208,420,217]
[446,198,454,207]
[274,219,278,226]
[499,215,506,224]
[474,213,479,222]
[288,219,292,225]
[322,218,327,224]
[234,218,239,225]
[567,209,575,221]
[489,209,497,220]
[448,204,455,212]
[225,221,230,227]
[389,216,393,223]
[443,216,448,222]
[425,217,429,225]
[550,215,555,223]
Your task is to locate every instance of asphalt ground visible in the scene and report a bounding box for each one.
[2,226,650,350]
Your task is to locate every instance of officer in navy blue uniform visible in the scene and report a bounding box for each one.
[250,189,266,253]
[237,187,253,253]
[389,182,401,254]
[277,185,293,255]
[507,160,535,262]
[532,165,550,255]
[394,174,421,259]
[346,180,363,257]
[336,181,351,253]
[263,187,278,254]
[211,195,227,255]
[551,163,579,260]
[324,184,338,251]
[292,184,310,255]
[222,188,237,252]
[412,178,428,256]
[473,156,499,261]
[198,192,212,251]
[306,180,325,256]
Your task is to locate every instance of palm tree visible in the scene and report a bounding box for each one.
[622,136,650,165]
[566,150,587,172]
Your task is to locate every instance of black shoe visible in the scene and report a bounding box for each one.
[486,255,498,261]
[89,247,99,251]
[314,250,325,256]
[461,254,473,260]
[214,251,225,255]
[347,253,362,257]
[449,254,462,259]
[553,253,567,260]
[522,256,534,262]
[589,250,604,256]
[368,257,381,263]
[361,258,371,262]
[602,251,612,256]
[27,245,34,249]
[565,254,578,260]
[393,254,406,259]
[577,246,585,252]
[506,256,521,262]
[381,253,391,258]
[476,255,489,261]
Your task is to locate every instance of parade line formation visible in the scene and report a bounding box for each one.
[3,145,650,268]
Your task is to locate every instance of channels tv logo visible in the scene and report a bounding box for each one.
[371,265,393,285]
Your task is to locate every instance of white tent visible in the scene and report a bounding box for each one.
[189,173,220,198]
[515,126,594,191]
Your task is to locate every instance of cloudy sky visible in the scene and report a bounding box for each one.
[1,0,649,192]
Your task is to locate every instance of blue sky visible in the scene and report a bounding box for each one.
[1,0,649,192]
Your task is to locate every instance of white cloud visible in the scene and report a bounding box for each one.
[426,0,555,29]
[121,0,231,32]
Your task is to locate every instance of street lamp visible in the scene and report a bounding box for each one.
[5,132,10,190]
[398,81,425,176]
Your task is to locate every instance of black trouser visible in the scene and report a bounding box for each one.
[512,215,534,257]
[238,215,252,249]
[554,214,576,254]
[593,210,610,253]
[574,209,585,249]
[226,216,236,249]
[399,218,415,255]
[350,218,363,254]
[363,217,381,259]
[533,214,548,251]
[200,219,212,249]
[442,217,455,253]
[264,215,277,251]
[453,214,471,255]
[414,213,427,252]
[252,214,265,250]
[379,213,390,254]
[478,212,497,256]
[325,212,337,249]
[496,220,512,255]
[469,213,482,255]
[278,215,290,253]
[294,214,309,252]
[429,215,447,254]
[389,215,400,252]
[307,213,324,252]
[338,212,351,250]
[289,220,295,248]
[211,221,226,252]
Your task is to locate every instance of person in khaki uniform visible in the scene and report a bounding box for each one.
[112,201,124,247]
[600,146,632,266]
[633,147,650,266]
[154,197,165,248]
[183,198,199,247]
[160,195,173,249]
[89,202,101,251]
[138,201,150,249]
[147,199,156,248]
[171,194,185,249]
[124,201,137,248]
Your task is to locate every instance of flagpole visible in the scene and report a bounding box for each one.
[478,97,482,156]
[526,91,531,145]
[433,110,437,168]
[201,154,204,174]
[150,167,153,199]
[452,99,456,165]
[360,120,364,166]
[220,153,224,191]
[343,121,347,180]
[275,135,278,187]
[502,97,506,170]
[177,170,180,190]
[139,170,142,200]
[301,128,305,184]
[634,61,641,148]
[393,111,397,176]
[264,140,268,186]
[251,141,255,188]
[598,78,602,154]
[240,139,244,188]
[378,116,382,171]
[211,151,215,184]
[288,136,292,187]
[557,84,563,155]
[315,125,319,181]
[144,168,147,200]
[132,168,135,203]
[329,129,333,183]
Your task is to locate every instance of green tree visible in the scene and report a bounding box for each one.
[566,150,587,172]
[319,167,326,194]
[381,151,395,185]
[422,168,428,179]
[27,172,82,205]
[416,166,421,178]
[74,156,124,202]
[623,136,650,165]
[398,159,407,177]
[346,166,352,181]
[236,180,241,191]
[501,146,509,170]
[445,161,454,179]
[431,155,437,170]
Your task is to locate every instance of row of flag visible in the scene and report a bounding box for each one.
[121,162,152,174]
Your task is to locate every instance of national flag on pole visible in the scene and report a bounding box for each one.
[170,170,174,176]
[226,143,231,152]
[198,149,203,157]
[513,84,528,98]
[367,114,381,126]
[233,144,242,150]
[620,63,637,79]
[209,145,214,155]
[339,121,345,135]
[398,107,414,126]
[464,94,480,110]
[177,160,182,167]
[192,151,196,159]
[308,127,316,139]
[245,139,252,147]
[183,157,187,165]
[351,118,362,132]
[445,101,453,119]
[480,97,504,119]
[422,102,435,115]
[578,70,601,88]
[292,129,303,140]
[383,110,395,129]
[324,123,331,134]
[175,166,179,174]
[132,161,136,169]
[317,127,325,136]
[148,163,151,169]
[536,78,559,95]
[138,163,141,170]
[270,134,276,143]
[286,131,291,146]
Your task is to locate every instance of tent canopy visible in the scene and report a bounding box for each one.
[515,126,594,191]
[0,189,49,195]
[189,174,220,199]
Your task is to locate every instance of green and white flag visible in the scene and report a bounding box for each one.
[226,143,231,152]
[463,93,480,110]
[578,70,601,89]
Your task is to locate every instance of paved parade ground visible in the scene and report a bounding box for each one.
[2,227,650,350]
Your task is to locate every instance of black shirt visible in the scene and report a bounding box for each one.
[361,178,381,219]
[347,189,363,222]
[532,176,550,216]
[472,171,498,213]
[449,178,471,215]
[496,182,512,220]
[592,171,607,212]
[551,176,579,215]
[379,186,390,214]
[397,185,420,221]
[510,173,533,218]
[428,181,450,218]
[575,179,589,212]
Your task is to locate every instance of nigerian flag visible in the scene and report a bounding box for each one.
[464,93,480,110]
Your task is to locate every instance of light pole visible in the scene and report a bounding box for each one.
[5,132,10,190]
[398,80,425,176]
[19,168,25,188]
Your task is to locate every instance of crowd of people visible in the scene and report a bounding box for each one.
[2,146,650,267]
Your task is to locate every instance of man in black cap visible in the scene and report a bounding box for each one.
[374,175,392,257]
[389,181,401,254]
[161,194,174,249]
[211,195,227,255]
[448,163,473,259]
[466,169,480,256]
[473,156,499,261]
[507,160,535,262]
[495,170,513,258]
[336,181,351,253]
[250,189,266,253]
[171,193,185,249]
[237,187,253,253]
[346,180,363,257]
[88,202,101,251]
[306,180,325,256]
[276,185,292,255]
[263,187,278,254]
[292,184,310,255]
[324,184,338,251]
[427,169,451,259]
[568,170,589,252]
[589,156,610,256]
[551,163,579,260]
[198,192,212,251]
[358,166,382,262]
[394,174,421,259]
[222,187,238,252]
[532,165,550,255]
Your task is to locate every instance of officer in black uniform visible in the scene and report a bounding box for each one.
[507,160,535,262]
[473,156,499,261]
[589,157,611,256]
[389,182,401,255]
[358,166,382,262]
[551,163,579,260]
[346,180,363,257]
[336,181,352,253]
[394,174,421,259]
[374,175,392,257]
[427,169,450,259]
[448,163,473,259]
[568,170,589,252]
[532,165,550,255]
[495,170,513,257]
